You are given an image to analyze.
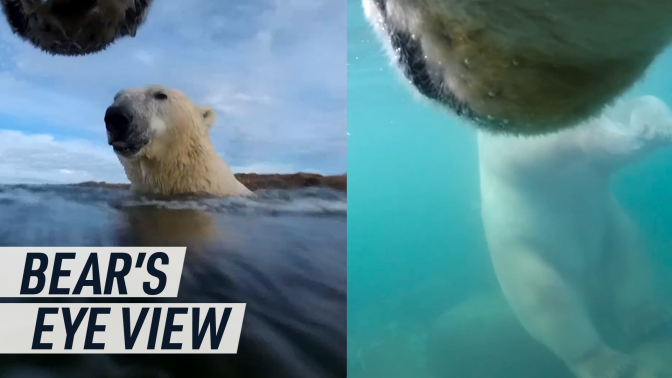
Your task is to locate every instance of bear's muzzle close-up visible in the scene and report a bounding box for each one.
[1,0,153,56]
[105,104,149,157]
[364,0,672,136]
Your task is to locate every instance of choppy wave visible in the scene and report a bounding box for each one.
[0,184,346,216]
[0,184,346,247]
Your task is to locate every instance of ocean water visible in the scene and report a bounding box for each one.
[347,0,672,377]
[0,184,347,378]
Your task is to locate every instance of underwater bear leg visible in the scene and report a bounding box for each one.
[490,244,636,378]
[603,205,672,345]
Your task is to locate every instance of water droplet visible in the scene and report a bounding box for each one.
[513,60,519,66]
[488,91,496,97]
[464,58,470,66]
[487,115,494,120]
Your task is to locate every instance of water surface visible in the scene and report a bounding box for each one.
[0,184,347,378]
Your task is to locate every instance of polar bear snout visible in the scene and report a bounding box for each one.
[364,0,672,136]
[105,105,134,135]
[1,0,154,56]
[104,104,147,157]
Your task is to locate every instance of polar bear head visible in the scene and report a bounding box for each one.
[103,84,216,161]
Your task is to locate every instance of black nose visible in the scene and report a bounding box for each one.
[104,105,134,136]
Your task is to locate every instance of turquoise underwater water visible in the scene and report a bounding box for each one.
[347,0,672,376]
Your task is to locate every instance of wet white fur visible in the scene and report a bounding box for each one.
[115,85,253,197]
[478,95,672,377]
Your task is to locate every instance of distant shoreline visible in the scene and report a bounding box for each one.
[74,173,347,192]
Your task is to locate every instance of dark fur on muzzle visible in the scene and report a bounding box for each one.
[1,0,153,56]
[371,0,493,127]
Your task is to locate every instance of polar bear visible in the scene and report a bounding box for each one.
[478,95,672,378]
[104,84,253,197]
[363,0,672,135]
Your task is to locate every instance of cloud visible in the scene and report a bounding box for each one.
[230,162,322,175]
[0,0,346,184]
[0,130,320,184]
[0,130,125,184]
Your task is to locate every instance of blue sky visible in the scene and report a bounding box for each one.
[0,0,346,184]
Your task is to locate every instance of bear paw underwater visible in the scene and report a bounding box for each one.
[364,0,672,135]
[1,0,153,56]
[620,303,672,343]
[427,294,672,378]
[104,85,253,197]
[570,347,636,378]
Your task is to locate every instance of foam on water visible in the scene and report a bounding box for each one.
[0,184,346,215]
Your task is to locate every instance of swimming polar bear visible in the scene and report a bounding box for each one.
[363,0,672,135]
[478,95,672,378]
[104,85,253,197]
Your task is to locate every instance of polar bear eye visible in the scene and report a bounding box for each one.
[153,92,168,100]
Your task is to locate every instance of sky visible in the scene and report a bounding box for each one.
[0,0,346,184]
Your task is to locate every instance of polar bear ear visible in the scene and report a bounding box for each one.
[200,106,217,128]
